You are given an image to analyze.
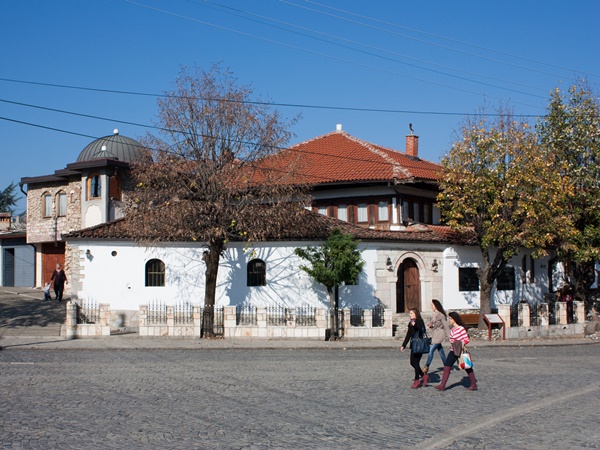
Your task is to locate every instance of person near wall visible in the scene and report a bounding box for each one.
[435,311,478,391]
[423,299,450,374]
[560,283,575,324]
[400,308,429,388]
[50,263,68,302]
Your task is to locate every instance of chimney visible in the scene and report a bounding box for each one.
[406,134,419,157]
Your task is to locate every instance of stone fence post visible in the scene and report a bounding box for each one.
[574,301,585,324]
[66,301,78,338]
[193,306,202,337]
[497,304,511,327]
[520,303,531,327]
[224,306,236,337]
[363,308,373,329]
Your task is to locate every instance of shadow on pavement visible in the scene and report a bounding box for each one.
[0,296,66,328]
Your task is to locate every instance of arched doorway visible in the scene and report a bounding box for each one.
[396,258,421,313]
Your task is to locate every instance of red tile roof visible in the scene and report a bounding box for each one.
[64,210,474,245]
[274,130,441,185]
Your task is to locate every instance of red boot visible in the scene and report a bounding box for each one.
[422,374,429,387]
[467,370,478,390]
[435,366,451,391]
[411,379,421,389]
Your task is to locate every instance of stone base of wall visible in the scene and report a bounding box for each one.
[139,325,201,337]
[505,323,584,339]
[75,324,111,337]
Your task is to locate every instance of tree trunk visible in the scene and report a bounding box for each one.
[202,241,223,337]
[479,274,493,328]
[327,287,338,341]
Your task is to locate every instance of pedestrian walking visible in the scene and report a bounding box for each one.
[423,299,450,374]
[400,308,429,388]
[435,311,478,391]
[49,263,68,302]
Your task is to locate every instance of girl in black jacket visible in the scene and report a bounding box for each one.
[400,308,428,388]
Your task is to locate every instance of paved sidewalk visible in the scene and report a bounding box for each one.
[1,333,598,351]
[1,287,598,351]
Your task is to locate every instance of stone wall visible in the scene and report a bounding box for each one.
[26,179,81,244]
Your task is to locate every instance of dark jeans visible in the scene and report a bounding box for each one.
[410,352,424,380]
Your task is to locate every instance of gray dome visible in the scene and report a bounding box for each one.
[77,129,147,163]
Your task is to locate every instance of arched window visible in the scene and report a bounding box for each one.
[145,259,165,287]
[87,173,101,199]
[57,192,67,217]
[247,259,266,286]
[42,192,52,218]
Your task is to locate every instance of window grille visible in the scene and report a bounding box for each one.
[145,259,165,287]
[247,259,266,286]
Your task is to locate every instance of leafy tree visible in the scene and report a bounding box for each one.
[294,229,365,340]
[125,65,309,335]
[0,182,21,213]
[438,107,564,327]
[538,81,600,309]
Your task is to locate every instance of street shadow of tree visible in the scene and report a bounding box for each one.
[0,298,66,327]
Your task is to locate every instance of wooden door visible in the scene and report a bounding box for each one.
[42,242,65,285]
[396,259,420,313]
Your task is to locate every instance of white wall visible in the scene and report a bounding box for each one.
[442,246,557,310]
[73,240,381,311]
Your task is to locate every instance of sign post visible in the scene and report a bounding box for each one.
[483,314,505,340]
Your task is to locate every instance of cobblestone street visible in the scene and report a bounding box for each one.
[1,344,599,449]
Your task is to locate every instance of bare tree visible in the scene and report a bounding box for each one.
[125,65,309,335]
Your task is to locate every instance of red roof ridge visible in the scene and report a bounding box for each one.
[341,133,412,182]
[288,128,346,150]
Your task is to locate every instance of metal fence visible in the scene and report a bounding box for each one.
[350,305,364,327]
[266,305,287,326]
[174,302,194,325]
[77,299,99,324]
[296,305,317,326]
[510,303,522,327]
[372,304,386,327]
[236,305,257,326]
[201,305,224,337]
[529,303,542,326]
[147,300,167,325]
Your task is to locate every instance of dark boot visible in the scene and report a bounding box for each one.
[422,373,429,387]
[435,366,451,391]
[467,370,478,390]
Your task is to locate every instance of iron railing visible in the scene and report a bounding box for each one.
[147,300,167,325]
[236,305,257,326]
[174,302,194,325]
[266,305,287,326]
[77,299,99,324]
[201,305,224,337]
[296,305,317,326]
[372,304,386,327]
[350,305,364,327]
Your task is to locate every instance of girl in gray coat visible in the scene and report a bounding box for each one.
[423,299,450,373]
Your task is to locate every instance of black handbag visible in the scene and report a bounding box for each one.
[411,328,431,354]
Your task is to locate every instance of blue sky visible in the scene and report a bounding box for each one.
[2,0,599,214]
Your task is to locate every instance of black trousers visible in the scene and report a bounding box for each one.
[410,352,424,380]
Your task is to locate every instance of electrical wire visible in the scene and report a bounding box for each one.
[280,0,600,80]
[190,0,549,97]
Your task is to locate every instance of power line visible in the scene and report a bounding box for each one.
[124,1,544,108]
[281,0,600,80]
[0,95,546,121]
[191,0,548,98]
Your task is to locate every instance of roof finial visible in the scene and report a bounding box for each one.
[113,128,119,135]
[336,124,342,132]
